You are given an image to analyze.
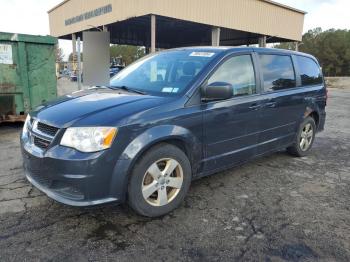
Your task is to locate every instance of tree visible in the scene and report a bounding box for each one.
[275,28,350,76]
[273,42,296,50]
[66,45,144,67]
[68,52,83,62]
[55,45,64,62]
[110,45,145,65]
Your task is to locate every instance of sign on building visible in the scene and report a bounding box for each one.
[0,44,13,64]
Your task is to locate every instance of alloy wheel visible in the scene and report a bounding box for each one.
[299,123,314,151]
[141,158,183,206]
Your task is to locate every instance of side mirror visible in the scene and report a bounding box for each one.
[202,82,233,101]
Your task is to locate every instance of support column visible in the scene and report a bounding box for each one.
[77,37,82,90]
[151,15,156,53]
[295,42,299,52]
[258,36,267,48]
[103,25,108,32]
[211,27,221,46]
[72,33,77,73]
[72,33,77,58]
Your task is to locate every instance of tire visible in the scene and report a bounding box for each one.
[287,116,316,157]
[127,143,192,217]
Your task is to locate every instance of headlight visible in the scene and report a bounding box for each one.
[22,115,30,137]
[60,127,117,153]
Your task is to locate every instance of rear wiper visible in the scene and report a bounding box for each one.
[111,85,147,95]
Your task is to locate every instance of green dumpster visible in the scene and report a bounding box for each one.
[0,32,57,122]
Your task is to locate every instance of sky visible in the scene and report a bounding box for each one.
[276,0,349,31]
[0,0,349,59]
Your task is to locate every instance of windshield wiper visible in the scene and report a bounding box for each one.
[111,85,147,95]
[96,85,147,95]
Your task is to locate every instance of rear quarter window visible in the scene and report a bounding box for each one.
[296,56,323,86]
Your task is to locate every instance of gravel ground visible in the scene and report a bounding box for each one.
[0,86,349,261]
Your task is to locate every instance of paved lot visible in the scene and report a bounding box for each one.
[0,86,349,261]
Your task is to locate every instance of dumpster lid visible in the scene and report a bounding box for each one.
[0,32,57,45]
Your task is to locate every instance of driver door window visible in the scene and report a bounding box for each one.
[208,55,256,97]
[203,54,261,173]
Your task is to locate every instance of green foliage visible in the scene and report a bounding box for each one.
[274,42,296,50]
[68,52,83,62]
[67,45,144,66]
[55,45,64,62]
[110,45,145,65]
[275,28,350,76]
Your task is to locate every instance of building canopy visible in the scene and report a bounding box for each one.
[48,0,305,47]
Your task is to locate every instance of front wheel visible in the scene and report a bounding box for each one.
[127,143,192,217]
[287,116,316,157]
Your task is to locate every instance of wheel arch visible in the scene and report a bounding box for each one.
[304,108,320,130]
[302,103,320,129]
[129,137,196,172]
[110,125,202,202]
[309,111,319,129]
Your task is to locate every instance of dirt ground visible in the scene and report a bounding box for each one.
[0,83,349,261]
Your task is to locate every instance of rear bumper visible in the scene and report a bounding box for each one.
[21,142,123,207]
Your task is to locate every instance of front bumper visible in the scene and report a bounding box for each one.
[25,171,117,206]
[21,142,121,207]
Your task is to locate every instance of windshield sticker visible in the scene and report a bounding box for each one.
[172,88,179,93]
[162,87,174,93]
[190,52,215,57]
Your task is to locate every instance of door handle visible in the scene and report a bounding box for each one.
[265,101,277,108]
[249,103,261,110]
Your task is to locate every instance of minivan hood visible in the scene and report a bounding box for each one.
[32,89,167,127]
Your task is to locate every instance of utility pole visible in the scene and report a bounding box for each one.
[77,37,82,90]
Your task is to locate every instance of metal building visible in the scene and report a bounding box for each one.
[48,0,305,50]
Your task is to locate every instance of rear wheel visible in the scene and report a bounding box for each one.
[127,143,191,217]
[287,116,316,157]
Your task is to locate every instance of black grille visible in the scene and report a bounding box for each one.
[37,122,59,137]
[33,136,51,149]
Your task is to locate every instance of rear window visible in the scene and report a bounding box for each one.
[259,54,296,92]
[296,56,323,86]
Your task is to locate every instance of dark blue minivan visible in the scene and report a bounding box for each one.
[21,47,326,217]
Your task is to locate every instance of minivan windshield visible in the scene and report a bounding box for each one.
[110,50,219,96]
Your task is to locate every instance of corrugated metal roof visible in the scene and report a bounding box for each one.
[48,0,305,41]
[48,0,306,14]
[261,0,306,14]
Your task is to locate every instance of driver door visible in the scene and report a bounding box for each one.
[202,53,263,173]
